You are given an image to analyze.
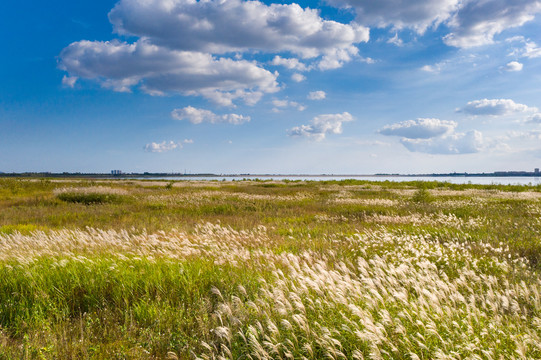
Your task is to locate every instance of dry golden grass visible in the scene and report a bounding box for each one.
[1,178,541,358]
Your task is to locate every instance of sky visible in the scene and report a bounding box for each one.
[1,0,541,174]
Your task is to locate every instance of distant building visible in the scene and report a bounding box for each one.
[111,170,123,175]
[535,168,540,175]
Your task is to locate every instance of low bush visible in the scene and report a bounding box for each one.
[54,186,129,205]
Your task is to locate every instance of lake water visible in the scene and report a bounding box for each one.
[137,175,541,185]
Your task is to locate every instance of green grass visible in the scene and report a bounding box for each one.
[0,255,272,359]
[1,178,541,358]
[56,192,128,205]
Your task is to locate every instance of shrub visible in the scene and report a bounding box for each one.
[412,186,433,203]
[54,186,129,205]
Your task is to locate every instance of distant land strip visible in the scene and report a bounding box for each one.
[2,171,541,178]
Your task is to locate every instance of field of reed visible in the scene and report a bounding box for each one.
[1,178,541,359]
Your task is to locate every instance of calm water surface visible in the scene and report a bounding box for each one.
[137,176,541,185]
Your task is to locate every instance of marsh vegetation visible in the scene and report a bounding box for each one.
[1,178,541,359]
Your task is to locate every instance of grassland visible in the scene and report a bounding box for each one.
[1,178,541,359]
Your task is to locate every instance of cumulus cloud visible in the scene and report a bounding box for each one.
[59,0,372,105]
[325,0,541,49]
[109,0,369,58]
[325,0,459,34]
[288,112,353,141]
[378,118,457,139]
[144,141,182,153]
[379,117,484,154]
[400,130,484,154]
[503,61,523,72]
[59,40,278,105]
[307,91,326,100]
[270,56,309,71]
[317,46,359,70]
[443,0,541,48]
[272,99,305,112]
[458,99,538,116]
[171,106,250,125]
[291,73,306,82]
[197,89,264,107]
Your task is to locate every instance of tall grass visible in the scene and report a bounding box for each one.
[1,179,541,358]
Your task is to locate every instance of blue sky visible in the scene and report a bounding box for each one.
[2,0,541,174]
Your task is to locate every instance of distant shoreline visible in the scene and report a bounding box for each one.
[2,171,541,179]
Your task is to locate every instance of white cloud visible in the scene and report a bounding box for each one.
[109,0,369,58]
[379,117,484,154]
[509,38,541,58]
[505,130,541,140]
[198,89,264,107]
[270,56,309,71]
[379,118,457,139]
[59,40,278,105]
[359,56,375,64]
[522,40,541,58]
[503,61,523,72]
[291,73,306,82]
[183,139,194,144]
[307,91,326,100]
[272,100,289,108]
[443,0,541,48]
[272,99,305,112]
[60,0,372,105]
[459,99,538,116]
[325,0,541,49]
[420,64,440,73]
[506,35,526,43]
[144,140,182,153]
[325,0,459,34]
[171,106,250,125]
[171,107,216,124]
[221,113,250,124]
[62,75,78,88]
[527,113,541,123]
[317,46,359,70]
[387,33,403,46]
[288,112,353,141]
[400,130,484,154]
